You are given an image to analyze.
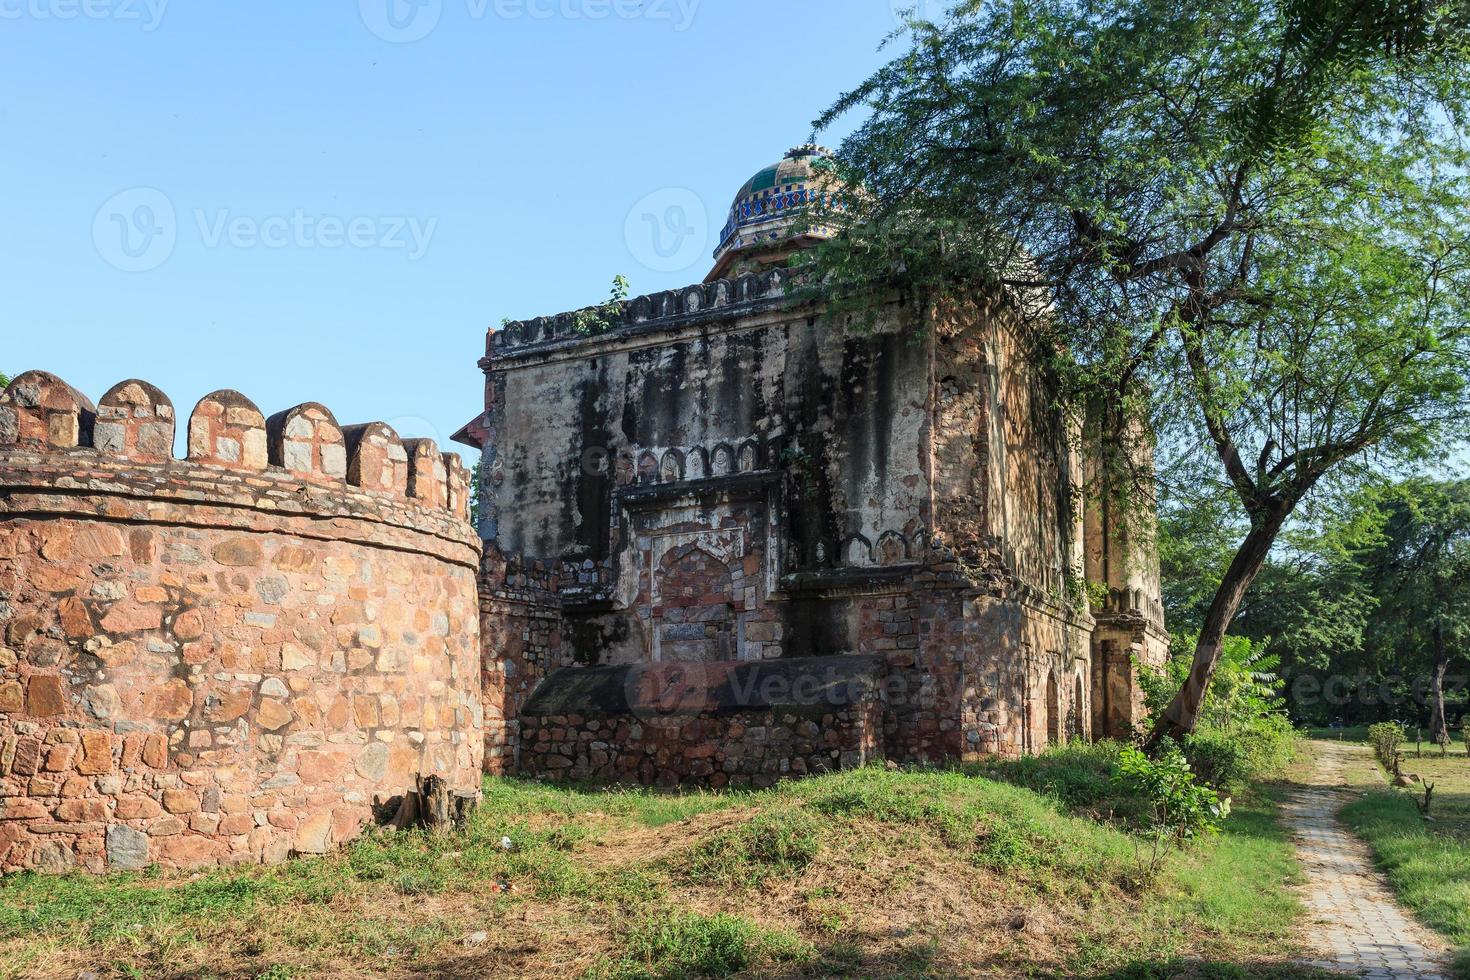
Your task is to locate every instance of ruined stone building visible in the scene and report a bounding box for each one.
[460,146,1168,788]
[0,145,1166,873]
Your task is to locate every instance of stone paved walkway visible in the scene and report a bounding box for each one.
[1285,741,1451,979]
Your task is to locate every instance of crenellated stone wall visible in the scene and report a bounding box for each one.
[0,372,483,874]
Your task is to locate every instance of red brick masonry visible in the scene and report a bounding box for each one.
[0,372,483,873]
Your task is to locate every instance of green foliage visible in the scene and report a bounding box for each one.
[573,275,631,336]
[1140,634,1299,789]
[1368,721,1407,768]
[1114,744,1232,840]
[1142,635,1286,734]
[1183,717,1299,794]
[982,740,1153,826]
[468,460,481,527]
[1112,744,1231,878]
[0,372,9,389]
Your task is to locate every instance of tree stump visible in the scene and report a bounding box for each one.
[389,775,478,833]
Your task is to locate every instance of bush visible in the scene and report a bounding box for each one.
[1180,731,1249,793]
[1368,722,1407,769]
[1183,714,1298,792]
[980,741,1153,825]
[1112,742,1230,879]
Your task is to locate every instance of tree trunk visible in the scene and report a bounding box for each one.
[1428,622,1450,746]
[1147,506,1289,749]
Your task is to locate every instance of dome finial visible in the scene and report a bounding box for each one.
[707,145,845,282]
[785,144,833,160]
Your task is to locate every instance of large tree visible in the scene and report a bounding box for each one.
[806,0,1470,744]
[1358,479,1470,742]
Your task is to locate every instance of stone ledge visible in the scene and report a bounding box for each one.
[0,453,481,569]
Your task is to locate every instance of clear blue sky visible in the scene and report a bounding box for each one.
[1,1,917,461]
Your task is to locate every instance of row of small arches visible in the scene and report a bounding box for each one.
[494,268,794,350]
[0,371,471,520]
[628,441,762,485]
[834,530,926,568]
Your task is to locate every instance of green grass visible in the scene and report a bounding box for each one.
[1341,791,1470,973]
[0,761,1322,978]
[1324,735,1470,977]
[589,911,813,979]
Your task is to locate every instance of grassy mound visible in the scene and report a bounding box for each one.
[0,763,1328,979]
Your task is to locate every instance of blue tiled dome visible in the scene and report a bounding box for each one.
[709,145,840,281]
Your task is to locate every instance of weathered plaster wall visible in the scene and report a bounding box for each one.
[0,372,482,874]
[1083,406,1169,737]
[485,271,932,607]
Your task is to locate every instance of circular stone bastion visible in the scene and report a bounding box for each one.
[0,371,483,873]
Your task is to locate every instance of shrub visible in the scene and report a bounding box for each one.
[1183,714,1298,792]
[1112,743,1230,879]
[1180,730,1249,793]
[980,741,1152,826]
[1369,722,1407,769]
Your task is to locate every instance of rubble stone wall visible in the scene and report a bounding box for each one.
[0,372,482,874]
[518,703,884,789]
[516,656,887,788]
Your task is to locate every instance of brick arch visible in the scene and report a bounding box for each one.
[655,544,737,663]
[1045,670,1062,746]
[1069,671,1086,741]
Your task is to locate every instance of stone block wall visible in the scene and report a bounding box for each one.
[519,704,884,789]
[0,372,483,874]
[517,656,887,788]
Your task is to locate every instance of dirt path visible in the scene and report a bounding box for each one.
[1285,740,1451,978]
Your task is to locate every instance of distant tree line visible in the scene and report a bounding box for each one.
[1163,478,1470,741]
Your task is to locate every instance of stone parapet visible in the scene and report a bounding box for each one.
[487,267,801,360]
